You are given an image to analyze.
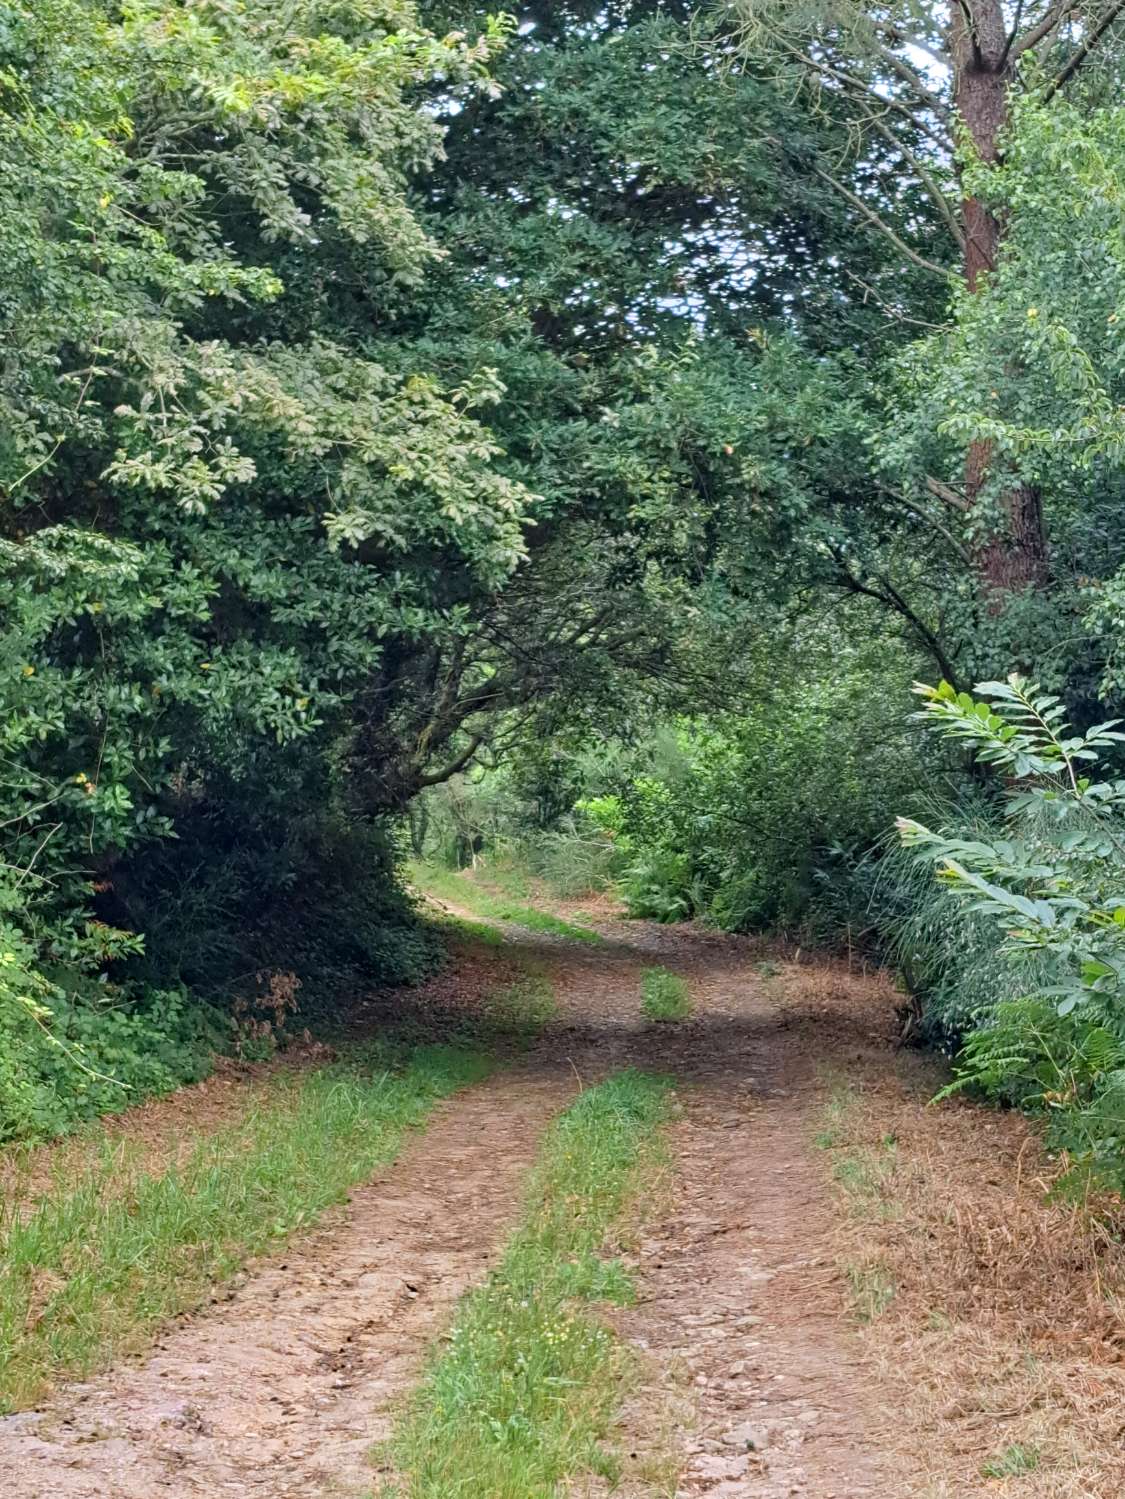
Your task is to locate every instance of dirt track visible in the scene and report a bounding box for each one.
[0,916,908,1497]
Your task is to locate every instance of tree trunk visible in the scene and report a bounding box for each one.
[950,0,1048,594]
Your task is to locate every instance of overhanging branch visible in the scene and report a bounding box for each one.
[1043,0,1125,100]
[813,168,953,279]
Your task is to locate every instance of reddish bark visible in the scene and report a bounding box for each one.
[949,0,1049,594]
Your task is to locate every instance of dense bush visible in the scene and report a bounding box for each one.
[578,642,931,939]
[0,912,224,1141]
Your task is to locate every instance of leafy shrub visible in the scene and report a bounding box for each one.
[901,676,1125,1189]
[118,805,445,1016]
[870,797,1059,1048]
[0,924,224,1142]
[578,639,930,939]
[619,851,700,923]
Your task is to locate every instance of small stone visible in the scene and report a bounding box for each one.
[724,1421,771,1452]
[692,1453,750,1481]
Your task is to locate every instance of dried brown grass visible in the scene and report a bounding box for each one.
[782,958,1125,1496]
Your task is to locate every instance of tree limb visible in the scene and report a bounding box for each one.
[414,732,486,789]
[813,168,953,279]
[877,483,973,563]
[926,475,971,511]
[1009,0,1070,59]
[867,35,954,116]
[841,268,950,329]
[1043,0,1125,100]
[833,561,960,685]
[1000,0,1029,64]
[773,40,952,147]
[855,105,965,252]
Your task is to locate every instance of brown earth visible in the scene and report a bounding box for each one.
[3,901,1120,1496]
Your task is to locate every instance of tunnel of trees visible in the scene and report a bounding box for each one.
[5,0,1125,1168]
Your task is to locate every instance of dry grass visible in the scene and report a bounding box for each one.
[784,957,1125,1496]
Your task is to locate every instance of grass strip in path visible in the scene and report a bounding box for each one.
[377,1068,673,1498]
[0,1040,494,1412]
[411,861,605,944]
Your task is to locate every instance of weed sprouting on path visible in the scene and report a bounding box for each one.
[411,862,605,944]
[377,1069,674,1498]
[0,1042,494,1413]
[640,966,692,1022]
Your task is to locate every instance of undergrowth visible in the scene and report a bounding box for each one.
[640,967,692,1022]
[377,1069,674,1498]
[0,1040,494,1411]
[0,973,226,1144]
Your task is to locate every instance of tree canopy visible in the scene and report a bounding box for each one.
[5,0,1125,1142]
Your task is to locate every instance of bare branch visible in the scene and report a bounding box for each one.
[772,39,953,148]
[872,20,949,73]
[926,475,971,511]
[855,104,965,251]
[813,168,953,279]
[832,559,960,684]
[1009,0,1071,59]
[867,35,953,116]
[876,483,973,564]
[999,0,1029,65]
[841,267,951,329]
[1043,0,1125,100]
[414,732,485,789]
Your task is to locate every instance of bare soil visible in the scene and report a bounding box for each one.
[4,905,1117,1496]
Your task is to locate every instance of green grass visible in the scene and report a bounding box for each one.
[432,911,507,947]
[640,966,692,1022]
[377,1069,674,1498]
[0,1041,496,1412]
[981,1443,1041,1479]
[815,1081,899,1220]
[411,862,604,945]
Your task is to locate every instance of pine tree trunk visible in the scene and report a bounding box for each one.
[950,0,1048,594]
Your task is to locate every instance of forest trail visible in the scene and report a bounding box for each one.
[1,913,917,1497]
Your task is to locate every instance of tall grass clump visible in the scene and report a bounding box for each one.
[640,967,692,1022]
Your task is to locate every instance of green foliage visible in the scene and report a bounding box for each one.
[0,905,225,1141]
[640,968,692,1023]
[580,634,930,939]
[381,1069,673,1499]
[981,1444,1041,1480]
[0,1039,494,1410]
[902,676,1125,1188]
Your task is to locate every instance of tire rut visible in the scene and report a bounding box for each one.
[1,917,908,1498]
[0,1068,573,1499]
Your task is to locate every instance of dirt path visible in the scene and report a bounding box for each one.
[0,916,908,1497]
